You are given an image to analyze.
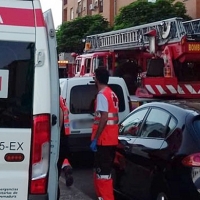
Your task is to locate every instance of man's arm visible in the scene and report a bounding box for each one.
[93,111,108,140]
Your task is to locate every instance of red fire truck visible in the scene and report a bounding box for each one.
[70,17,200,98]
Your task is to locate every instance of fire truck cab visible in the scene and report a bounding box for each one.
[74,51,115,77]
[0,1,60,200]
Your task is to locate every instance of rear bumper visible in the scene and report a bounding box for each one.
[28,194,48,200]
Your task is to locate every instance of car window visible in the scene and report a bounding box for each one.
[140,108,170,138]
[119,108,148,136]
[193,116,200,135]
[168,117,177,134]
[70,84,125,114]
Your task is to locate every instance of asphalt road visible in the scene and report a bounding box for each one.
[59,167,96,200]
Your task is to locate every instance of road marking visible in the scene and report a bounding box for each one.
[59,177,94,200]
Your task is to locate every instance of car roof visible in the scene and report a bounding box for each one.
[139,100,200,115]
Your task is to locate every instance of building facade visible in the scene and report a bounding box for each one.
[62,0,200,26]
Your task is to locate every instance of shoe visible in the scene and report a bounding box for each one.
[63,165,73,187]
[65,174,74,187]
[63,165,73,175]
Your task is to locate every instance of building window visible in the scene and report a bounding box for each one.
[99,0,103,13]
[77,1,82,17]
[70,8,74,20]
[64,0,68,5]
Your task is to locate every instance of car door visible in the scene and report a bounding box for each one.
[130,107,171,200]
[114,108,149,197]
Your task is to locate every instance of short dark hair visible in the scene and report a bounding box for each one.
[95,67,109,84]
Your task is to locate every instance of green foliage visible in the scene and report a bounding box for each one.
[56,14,111,53]
[114,0,192,30]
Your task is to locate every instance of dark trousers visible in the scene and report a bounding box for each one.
[94,145,116,176]
[57,135,70,200]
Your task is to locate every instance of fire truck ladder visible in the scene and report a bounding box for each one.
[85,17,186,53]
[183,18,200,34]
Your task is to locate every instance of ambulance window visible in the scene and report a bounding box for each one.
[0,41,34,128]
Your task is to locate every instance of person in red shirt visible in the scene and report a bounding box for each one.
[90,67,119,200]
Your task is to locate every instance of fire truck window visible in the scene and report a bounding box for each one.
[98,57,104,67]
[93,58,97,72]
[70,84,125,114]
[0,41,34,128]
[85,59,91,73]
[76,59,81,73]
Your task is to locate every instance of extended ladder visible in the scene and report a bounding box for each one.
[85,17,186,52]
[183,18,200,34]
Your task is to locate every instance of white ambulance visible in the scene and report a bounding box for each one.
[0,1,60,200]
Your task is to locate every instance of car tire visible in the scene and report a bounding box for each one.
[156,192,169,200]
[151,177,171,200]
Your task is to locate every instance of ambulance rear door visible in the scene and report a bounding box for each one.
[0,1,36,199]
[43,9,60,200]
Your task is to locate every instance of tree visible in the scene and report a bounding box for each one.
[114,0,192,30]
[56,14,111,53]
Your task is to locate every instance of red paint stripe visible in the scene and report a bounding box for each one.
[0,7,45,27]
[35,9,45,27]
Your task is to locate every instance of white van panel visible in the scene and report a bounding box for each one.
[0,0,33,9]
[0,128,31,200]
[33,28,51,115]
[0,26,35,40]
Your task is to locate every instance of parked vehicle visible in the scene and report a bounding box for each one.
[113,101,200,200]
[60,76,131,153]
[0,1,60,200]
[68,18,200,99]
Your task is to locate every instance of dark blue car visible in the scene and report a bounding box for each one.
[113,101,200,200]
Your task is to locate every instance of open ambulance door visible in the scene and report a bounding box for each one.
[43,9,60,200]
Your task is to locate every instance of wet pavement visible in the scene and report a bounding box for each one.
[59,167,96,200]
